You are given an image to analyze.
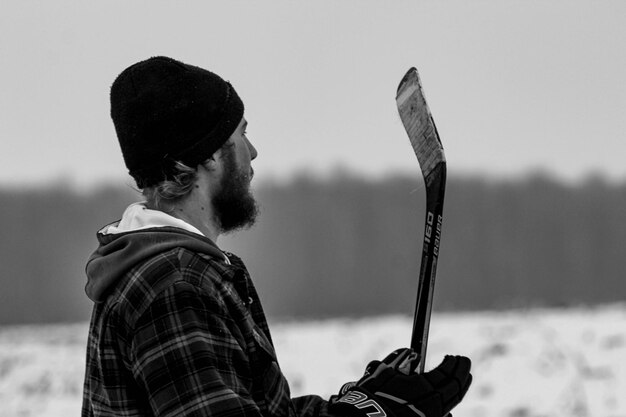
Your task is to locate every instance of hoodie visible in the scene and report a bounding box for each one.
[85,202,229,302]
[82,202,332,417]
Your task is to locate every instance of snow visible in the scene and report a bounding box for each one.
[1,305,625,417]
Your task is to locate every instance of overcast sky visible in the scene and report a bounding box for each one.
[1,1,625,188]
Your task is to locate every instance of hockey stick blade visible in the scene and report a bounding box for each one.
[396,67,447,373]
[396,68,446,183]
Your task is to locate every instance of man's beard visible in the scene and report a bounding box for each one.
[211,149,259,234]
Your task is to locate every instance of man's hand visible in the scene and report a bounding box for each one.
[329,348,472,417]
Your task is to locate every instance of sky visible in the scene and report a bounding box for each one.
[1,1,625,188]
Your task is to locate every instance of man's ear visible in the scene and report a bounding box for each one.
[200,150,221,172]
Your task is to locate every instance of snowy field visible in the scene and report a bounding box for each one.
[1,305,625,417]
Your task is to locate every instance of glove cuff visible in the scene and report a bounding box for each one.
[329,386,394,417]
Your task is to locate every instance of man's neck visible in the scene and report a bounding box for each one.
[156,196,221,243]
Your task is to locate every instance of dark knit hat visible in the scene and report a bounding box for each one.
[110,56,244,188]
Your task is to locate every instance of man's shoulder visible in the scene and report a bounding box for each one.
[111,247,229,323]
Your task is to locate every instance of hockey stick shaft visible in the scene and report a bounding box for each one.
[411,164,446,372]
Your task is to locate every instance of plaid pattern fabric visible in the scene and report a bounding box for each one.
[82,247,332,417]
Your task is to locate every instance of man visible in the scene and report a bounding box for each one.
[82,56,472,417]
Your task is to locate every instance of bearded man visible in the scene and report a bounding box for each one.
[82,56,472,417]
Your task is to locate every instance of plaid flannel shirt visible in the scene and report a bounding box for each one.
[82,246,332,417]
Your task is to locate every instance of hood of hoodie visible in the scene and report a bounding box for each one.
[85,203,228,303]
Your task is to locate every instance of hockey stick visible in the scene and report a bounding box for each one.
[396,68,447,373]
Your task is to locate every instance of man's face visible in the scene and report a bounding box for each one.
[227,118,257,178]
[211,118,259,233]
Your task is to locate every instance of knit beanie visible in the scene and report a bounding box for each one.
[110,56,244,188]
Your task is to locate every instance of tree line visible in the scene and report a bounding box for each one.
[0,172,624,325]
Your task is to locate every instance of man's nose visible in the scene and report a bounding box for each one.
[245,137,258,160]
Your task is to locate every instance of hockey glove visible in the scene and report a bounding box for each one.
[329,348,472,417]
